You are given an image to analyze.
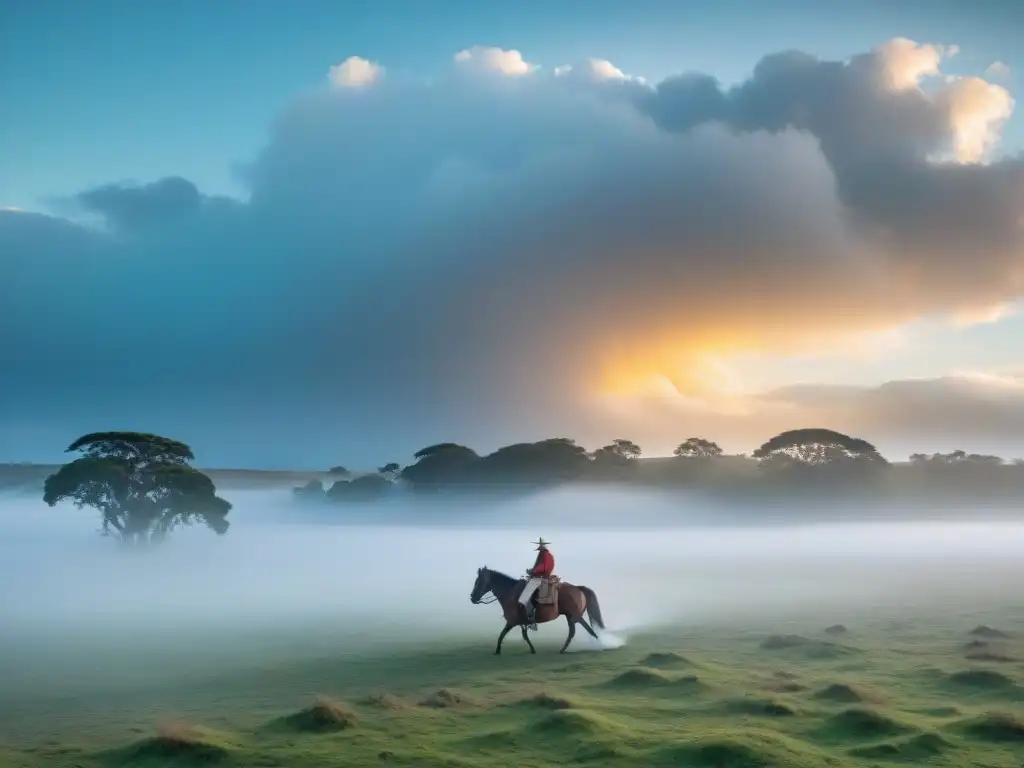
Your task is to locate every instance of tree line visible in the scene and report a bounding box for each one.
[38,429,1024,547]
[298,428,1024,504]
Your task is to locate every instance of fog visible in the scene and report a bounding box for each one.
[2,486,1023,698]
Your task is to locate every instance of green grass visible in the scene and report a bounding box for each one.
[5,611,1024,767]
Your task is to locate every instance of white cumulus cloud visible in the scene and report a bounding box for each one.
[328,56,383,88]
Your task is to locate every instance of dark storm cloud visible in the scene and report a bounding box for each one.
[74,176,205,234]
[0,40,1021,466]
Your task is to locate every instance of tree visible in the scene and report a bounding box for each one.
[591,438,642,467]
[479,438,591,485]
[43,431,231,546]
[401,443,481,490]
[327,474,393,502]
[752,428,887,484]
[413,443,472,460]
[673,437,724,460]
[294,478,326,502]
[911,450,1004,467]
[378,462,401,480]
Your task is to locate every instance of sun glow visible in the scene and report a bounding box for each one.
[595,342,749,401]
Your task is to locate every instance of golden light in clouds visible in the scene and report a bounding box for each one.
[595,336,754,404]
[592,320,918,403]
[949,302,1015,328]
[595,335,742,399]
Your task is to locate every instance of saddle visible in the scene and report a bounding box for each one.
[534,575,561,605]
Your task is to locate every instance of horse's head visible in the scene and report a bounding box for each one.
[470,566,492,604]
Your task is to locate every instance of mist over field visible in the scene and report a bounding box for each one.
[3,486,1024,705]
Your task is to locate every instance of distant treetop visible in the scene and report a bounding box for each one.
[66,431,195,464]
[413,443,479,460]
[752,428,883,460]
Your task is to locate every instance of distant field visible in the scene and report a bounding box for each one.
[3,607,1024,767]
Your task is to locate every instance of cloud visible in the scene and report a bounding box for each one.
[1,39,1022,466]
[453,46,536,77]
[69,176,242,234]
[986,61,1011,80]
[554,58,643,84]
[327,56,383,88]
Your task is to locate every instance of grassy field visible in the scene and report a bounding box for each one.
[4,608,1024,767]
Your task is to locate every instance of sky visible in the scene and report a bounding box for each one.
[2,0,1024,468]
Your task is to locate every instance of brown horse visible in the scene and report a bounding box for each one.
[469,566,606,654]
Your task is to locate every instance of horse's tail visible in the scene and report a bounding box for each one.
[577,585,606,630]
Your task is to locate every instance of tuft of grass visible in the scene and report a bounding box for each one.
[759,634,852,659]
[533,708,618,737]
[957,711,1024,742]
[849,732,954,759]
[639,651,694,668]
[605,667,671,687]
[721,696,798,717]
[969,625,1011,638]
[114,720,233,764]
[816,706,914,741]
[812,682,880,703]
[763,671,805,693]
[946,669,1017,690]
[660,741,775,768]
[277,694,357,732]
[963,640,1018,662]
[603,668,706,692]
[652,731,827,768]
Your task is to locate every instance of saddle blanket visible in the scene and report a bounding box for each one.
[536,575,561,605]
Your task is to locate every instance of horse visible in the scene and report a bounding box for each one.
[469,566,606,654]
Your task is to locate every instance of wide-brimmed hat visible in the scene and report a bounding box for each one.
[532,537,551,549]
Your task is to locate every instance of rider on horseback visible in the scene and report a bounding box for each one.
[518,537,554,631]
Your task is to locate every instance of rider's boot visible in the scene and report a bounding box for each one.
[525,604,538,632]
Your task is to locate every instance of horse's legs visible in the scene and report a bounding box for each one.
[520,624,537,654]
[578,617,599,640]
[560,615,577,653]
[495,622,515,655]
